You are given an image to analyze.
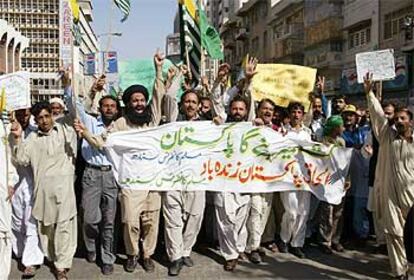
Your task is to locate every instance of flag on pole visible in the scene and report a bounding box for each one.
[0,88,8,123]
[197,2,224,60]
[114,0,131,22]
[0,88,6,113]
[69,0,80,23]
[179,0,201,85]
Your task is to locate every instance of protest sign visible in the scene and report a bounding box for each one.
[251,64,317,110]
[356,49,396,84]
[84,53,98,75]
[105,122,352,205]
[0,71,31,111]
[119,58,182,100]
[104,51,119,74]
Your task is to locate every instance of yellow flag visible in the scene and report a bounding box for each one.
[241,54,249,69]
[0,88,6,112]
[70,0,80,22]
[179,0,197,20]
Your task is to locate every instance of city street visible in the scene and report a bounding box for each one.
[10,242,393,279]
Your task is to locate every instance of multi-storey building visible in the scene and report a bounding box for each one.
[304,0,344,96]
[268,0,304,64]
[237,0,271,62]
[0,0,99,102]
[340,0,380,100]
[0,18,29,74]
[379,0,413,102]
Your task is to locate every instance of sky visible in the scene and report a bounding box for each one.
[91,0,178,60]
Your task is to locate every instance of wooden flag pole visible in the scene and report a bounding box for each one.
[106,0,116,54]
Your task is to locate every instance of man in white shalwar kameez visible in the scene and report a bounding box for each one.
[245,99,276,264]
[11,108,44,277]
[0,116,18,280]
[211,58,257,272]
[365,74,414,279]
[278,102,312,259]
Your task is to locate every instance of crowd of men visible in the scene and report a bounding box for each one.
[0,51,413,280]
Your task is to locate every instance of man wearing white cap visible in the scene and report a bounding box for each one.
[49,97,65,120]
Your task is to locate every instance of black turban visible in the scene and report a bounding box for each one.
[122,84,149,105]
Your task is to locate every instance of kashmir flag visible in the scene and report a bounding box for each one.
[179,0,201,85]
[114,0,131,22]
[197,2,223,60]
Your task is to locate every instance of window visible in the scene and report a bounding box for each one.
[348,27,371,49]
[384,8,412,40]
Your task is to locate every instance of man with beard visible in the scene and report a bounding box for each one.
[10,108,44,277]
[49,97,65,120]
[278,102,312,259]
[74,51,165,273]
[245,99,276,264]
[10,101,78,280]
[211,57,257,271]
[199,97,213,120]
[364,73,414,280]
[364,100,395,253]
[162,90,207,276]
[332,95,347,115]
[310,76,327,143]
[63,74,120,275]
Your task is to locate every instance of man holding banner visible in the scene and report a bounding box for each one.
[75,51,166,273]
[63,73,121,275]
[245,98,277,264]
[162,89,206,276]
[211,57,257,272]
[278,102,312,259]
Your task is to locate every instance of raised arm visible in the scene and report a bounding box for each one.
[243,57,258,121]
[9,121,31,167]
[364,73,389,142]
[162,68,183,123]
[210,63,231,121]
[150,50,166,126]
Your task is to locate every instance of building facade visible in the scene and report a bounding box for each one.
[268,0,304,64]
[0,19,29,75]
[303,0,344,96]
[0,0,99,102]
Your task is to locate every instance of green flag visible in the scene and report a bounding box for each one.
[119,58,184,101]
[197,3,224,60]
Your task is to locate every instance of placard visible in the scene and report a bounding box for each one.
[356,49,396,84]
[0,71,31,111]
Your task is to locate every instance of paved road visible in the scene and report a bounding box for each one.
[10,242,394,280]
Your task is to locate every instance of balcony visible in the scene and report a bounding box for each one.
[236,28,249,40]
[305,51,342,68]
[305,17,343,47]
[274,38,304,59]
[224,40,236,49]
[278,23,304,40]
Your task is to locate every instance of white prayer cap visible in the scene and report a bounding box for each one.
[49,97,65,108]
